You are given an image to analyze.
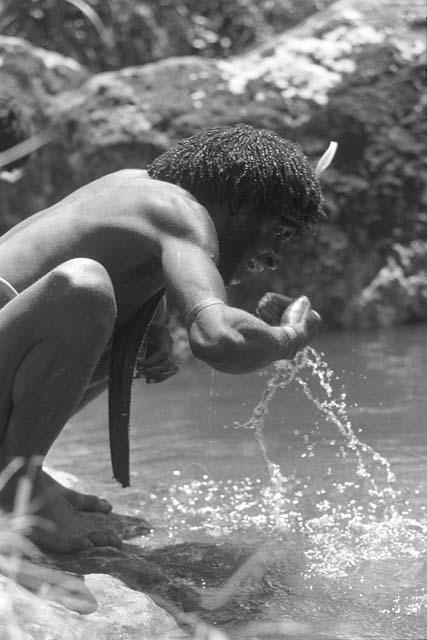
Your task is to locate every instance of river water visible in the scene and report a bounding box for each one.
[47,325,427,639]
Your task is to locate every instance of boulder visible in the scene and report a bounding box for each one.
[0,35,89,136]
[1,490,302,638]
[0,572,188,640]
[0,0,425,326]
[0,574,99,640]
[0,36,89,98]
[0,36,89,228]
[85,574,189,639]
[49,537,303,629]
[348,241,427,327]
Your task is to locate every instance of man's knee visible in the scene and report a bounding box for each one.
[50,259,116,337]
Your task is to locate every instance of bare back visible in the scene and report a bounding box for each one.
[0,170,218,326]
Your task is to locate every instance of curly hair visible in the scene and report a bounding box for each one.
[147,124,325,233]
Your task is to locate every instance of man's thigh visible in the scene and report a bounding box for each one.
[0,272,68,431]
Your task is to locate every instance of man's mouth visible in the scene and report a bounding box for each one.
[229,254,278,285]
[247,253,279,272]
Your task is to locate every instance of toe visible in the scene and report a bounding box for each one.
[35,532,95,553]
[97,498,113,514]
[67,536,95,553]
[86,530,109,547]
[86,529,122,549]
[78,494,112,513]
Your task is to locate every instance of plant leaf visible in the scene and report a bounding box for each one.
[0,129,55,170]
[62,0,113,47]
[315,141,338,176]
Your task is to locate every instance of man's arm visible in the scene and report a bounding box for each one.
[161,235,319,374]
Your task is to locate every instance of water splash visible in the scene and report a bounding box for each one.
[161,346,426,560]
[234,347,398,522]
[207,369,216,431]
[231,355,300,530]
[156,346,426,636]
[296,348,396,502]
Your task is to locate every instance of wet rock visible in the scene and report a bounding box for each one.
[47,537,302,628]
[348,241,427,327]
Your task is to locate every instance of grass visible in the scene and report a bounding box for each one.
[0,460,45,640]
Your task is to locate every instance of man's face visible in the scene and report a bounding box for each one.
[227,215,299,285]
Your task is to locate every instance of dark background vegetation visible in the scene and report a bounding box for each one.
[0,0,332,70]
[0,0,425,329]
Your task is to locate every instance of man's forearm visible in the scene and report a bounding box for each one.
[189,308,301,374]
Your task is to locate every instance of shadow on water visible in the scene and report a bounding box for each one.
[47,511,307,634]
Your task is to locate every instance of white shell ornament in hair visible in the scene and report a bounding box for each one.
[315,141,338,176]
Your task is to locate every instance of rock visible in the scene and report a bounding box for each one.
[44,466,83,490]
[0,36,89,96]
[85,574,189,639]
[14,557,98,615]
[0,36,89,228]
[347,241,427,327]
[49,538,302,628]
[0,35,89,139]
[0,91,32,171]
[0,572,189,639]
[1,512,303,637]
[0,0,425,327]
[0,574,100,639]
[0,0,334,73]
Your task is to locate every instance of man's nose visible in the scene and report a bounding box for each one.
[257,252,279,270]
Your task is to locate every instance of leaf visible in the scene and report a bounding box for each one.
[62,0,113,48]
[0,129,55,170]
[315,141,338,176]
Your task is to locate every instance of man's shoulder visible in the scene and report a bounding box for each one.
[97,171,216,257]
[126,174,215,242]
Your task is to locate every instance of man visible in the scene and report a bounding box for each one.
[0,124,323,552]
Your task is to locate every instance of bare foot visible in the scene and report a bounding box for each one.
[42,469,112,514]
[29,472,122,553]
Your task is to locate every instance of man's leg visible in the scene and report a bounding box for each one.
[43,351,114,514]
[0,258,121,552]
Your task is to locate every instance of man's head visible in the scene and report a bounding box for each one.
[147,124,325,281]
[148,124,324,229]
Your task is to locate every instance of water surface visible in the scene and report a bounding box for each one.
[48,325,427,639]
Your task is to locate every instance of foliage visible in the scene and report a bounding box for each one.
[0,0,333,71]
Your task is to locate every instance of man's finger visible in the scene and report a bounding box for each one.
[281,295,312,325]
[257,292,293,325]
[143,352,170,368]
[146,367,179,383]
[144,362,179,378]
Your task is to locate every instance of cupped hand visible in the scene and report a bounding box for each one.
[280,295,321,354]
[256,292,293,325]
[136,324,179,383]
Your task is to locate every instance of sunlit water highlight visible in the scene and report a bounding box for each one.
[157,347,426,638]
[49,328,427,638]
